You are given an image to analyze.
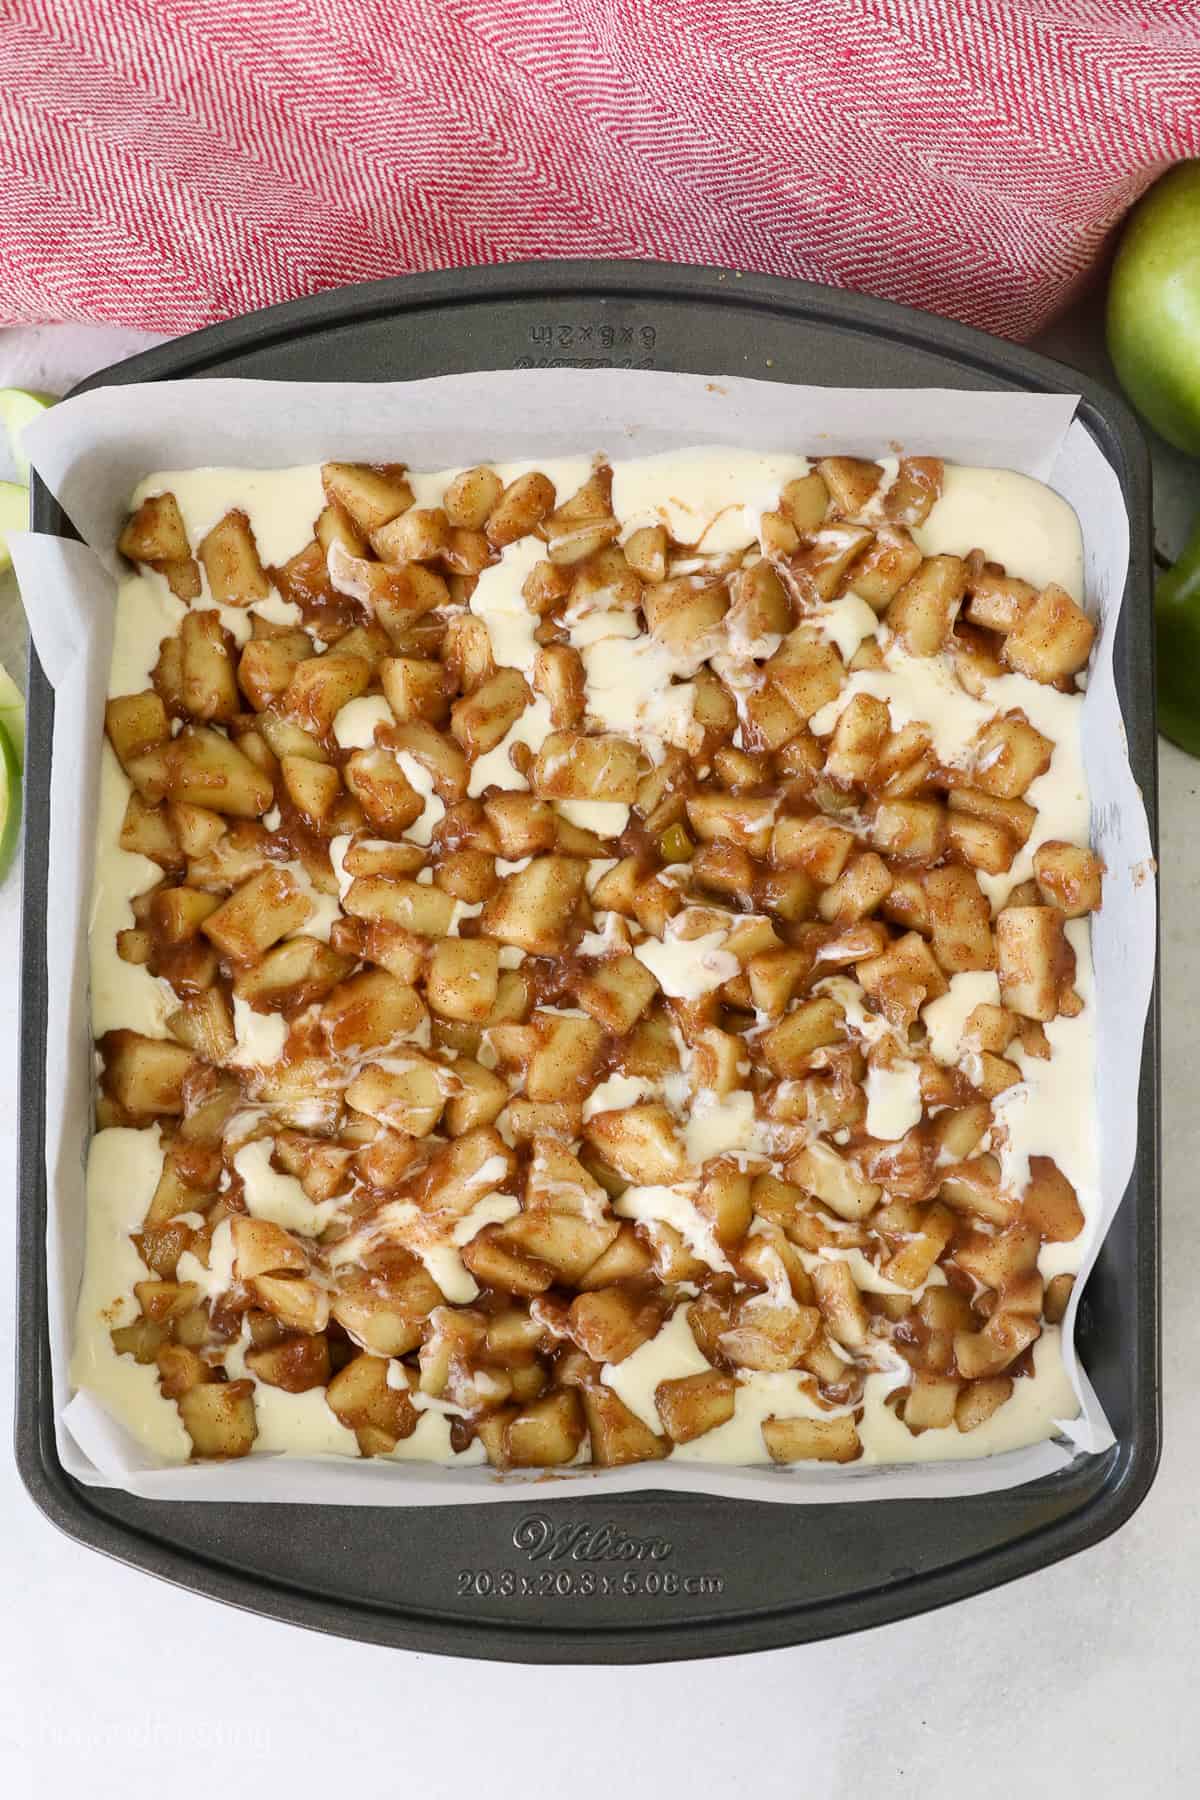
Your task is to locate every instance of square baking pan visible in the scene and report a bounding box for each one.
[16,260,1161,1662]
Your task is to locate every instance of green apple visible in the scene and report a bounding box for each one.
[0,702,19,880]
[1107,161,1200,454]
[0,480,27,577]
[0,662,23,771]
[0,387,53,480]
[1156,511,1200,755]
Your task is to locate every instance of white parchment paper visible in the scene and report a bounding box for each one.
[12,370,1156,1505]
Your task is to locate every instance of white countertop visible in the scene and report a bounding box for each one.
[0,319,1193,1800]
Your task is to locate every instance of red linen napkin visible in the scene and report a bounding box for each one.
[1,0,1197,340]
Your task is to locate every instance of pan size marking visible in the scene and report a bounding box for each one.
[455,1567,724,1600]
[513,320,658,369]
[452,1510,725,1597]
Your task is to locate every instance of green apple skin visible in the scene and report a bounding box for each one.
[1156,510,1200,756]
[1107,161,1200,455]
[0,714,20,882]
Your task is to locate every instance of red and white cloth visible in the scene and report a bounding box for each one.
[1,0,1198,341]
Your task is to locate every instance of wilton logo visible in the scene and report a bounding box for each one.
[512,1514,674,1564]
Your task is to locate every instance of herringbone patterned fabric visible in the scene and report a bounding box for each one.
[0,0,1197,338]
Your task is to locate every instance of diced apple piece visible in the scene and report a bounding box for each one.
[443,1059,510,1136]
[1033,840,1104,916]
[871,798,946,865]
[486,471,556,547]
[924,865,994,973]
[1044,1273,1075,1325]
[250,1274,329,1334]
[244,1333,331,1393]
[719,1297,822,1371]
[581,1382,670,1467]
[106,690,170,770]
[954,1376,1014,1432]
[503,1389,586,1467]
[202,866,313,960]
[789,1140,881,1222]
[533,730,640,803]
[371,505,450,565]
[937,1155,1016,1228]
[572,952,658,1035]
[232,1214,309,1280]
[320,967,427,1053]
[901,1372,960,1432]
[283,652,371,738]
[198,509,270,606]
[761,1412,861,1464]
[119,793,182,869]
[165,724,274,818]
[824,693,890,787]
[858,930,949,1025]
[451,667,531,756]
[322,462,414,534]
[655,1370,736,1444]
[567,1287,664,1364]
[945,811,1015,876]
[427,937,500,1023]
[816,456,883,517]
[696,1161,753,1248]
[687,791,777,857]
[882,1202,957,1290]
[785,525,874,603]
[380,654,450,725]
[971,712,1053,799]
[330,1266,445,1357]
[1003,584,1094,683]
[233,935,353,1010]
[345,1058,445,1137]
[102,1031,197,1119]
[880,457,941,526]
[573,1224,652,1291]
[177,1380,258,1458]
[642,576,728,658]
[583,1103,687,1186]
[773,472,826,533]
[849,526,925,612]
[497,1210,620,1286]
[326,1351,420,1451]
[810,1258,870,1349]
[995,905,1073,1021]
[1022,1155,1085,1242]
[238,631,314,712]
[443,465,503,531]
[886,554,965,654]
[481,855,585,954]
[179,609,239,722]
[344,875,455,936]
[760,998,845,1076]
[342,746,426,835]
[166,988,235,1061]
[955,1312,1041,1379]
[461,1226,554,1296]
[765,627,844,719]
[281,753,341,827]
[119,491,191,564]
[772,813,855,884]
[526,1012,605,1103]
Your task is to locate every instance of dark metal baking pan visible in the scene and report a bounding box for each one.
[16,260,1160,1662]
